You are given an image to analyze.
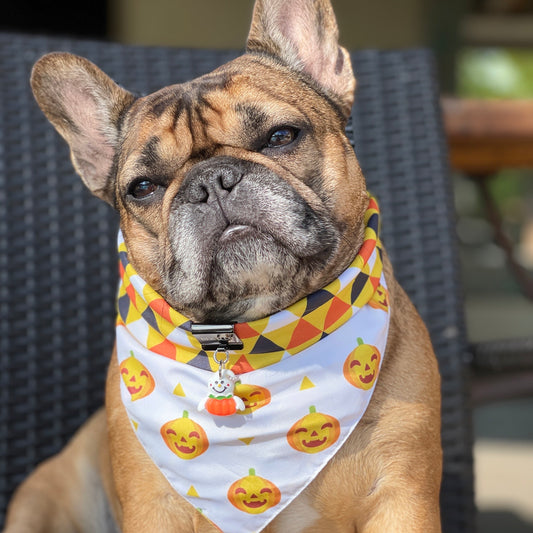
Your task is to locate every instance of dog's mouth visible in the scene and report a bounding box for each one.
[219,224,254,244]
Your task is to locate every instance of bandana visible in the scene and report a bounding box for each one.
[116,197,390,533]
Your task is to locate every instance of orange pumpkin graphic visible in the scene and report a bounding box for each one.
[160,411,209,460]
[227,468,281,514]
[343,338,381,390]
[234,383,271,414]
[119,351,155,401]
[287,406,340,454]
[368,284,389,312]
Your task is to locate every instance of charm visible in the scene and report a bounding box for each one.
[198,348,245,416]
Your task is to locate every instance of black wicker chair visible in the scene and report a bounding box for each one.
[0,33,475,532]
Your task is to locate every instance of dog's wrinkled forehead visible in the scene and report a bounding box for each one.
[119,55,337,176]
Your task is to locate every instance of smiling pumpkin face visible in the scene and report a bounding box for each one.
[119,352,155,401]
[368,284,389,312]
[160,411,209,460]
[287,406,340,454]
[227,469,281,514]
[343,338,381,390]
[234,383,271,414]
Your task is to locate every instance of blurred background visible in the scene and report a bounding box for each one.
[2,1,533,531]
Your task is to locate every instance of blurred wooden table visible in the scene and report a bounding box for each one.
[442,97,533,301]
[443,98,533,403]
[443,98,533,174]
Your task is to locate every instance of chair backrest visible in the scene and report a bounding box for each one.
[0,32,474,532]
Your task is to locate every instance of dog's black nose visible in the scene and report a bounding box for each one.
[182,159,243,204]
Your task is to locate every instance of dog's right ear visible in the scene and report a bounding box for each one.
[31,53,135,206]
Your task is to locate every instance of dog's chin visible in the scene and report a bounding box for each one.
[168,227,331,324]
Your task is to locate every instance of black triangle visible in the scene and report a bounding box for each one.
[303,289,334,315]
[351,272,369,303]
[249,335,285,354]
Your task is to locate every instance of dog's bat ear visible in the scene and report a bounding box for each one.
[31,53,135,206]
[246,0,355,119]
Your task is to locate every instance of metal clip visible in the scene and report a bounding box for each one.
[190,323,244,351]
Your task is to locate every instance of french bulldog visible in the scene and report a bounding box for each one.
[4,0,442,531]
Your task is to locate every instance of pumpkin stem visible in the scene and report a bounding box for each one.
[129,350,135,358]
[309,406,316,414]
[183,410,189,419]
[249,468,256,476]
[357,337,364,346]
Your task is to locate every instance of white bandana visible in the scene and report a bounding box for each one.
[115,198,390,532]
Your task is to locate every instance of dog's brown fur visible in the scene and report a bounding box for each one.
[4,1,442,531]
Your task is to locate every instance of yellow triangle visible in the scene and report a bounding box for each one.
[300,376,315,390]
[173,383,186,397]
[239,437,255,445]
[125,302,142,325]
[187,485,199,498]
[131,419,139,431]
[146,326,165,349]
[287,296,307,317]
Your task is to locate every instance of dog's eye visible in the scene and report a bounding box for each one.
[129,179,159,199]
[266,127,299,148]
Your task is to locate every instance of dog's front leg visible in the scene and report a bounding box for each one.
[356,486,442,533]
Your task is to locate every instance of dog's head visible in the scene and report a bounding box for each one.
[31,0,368,323]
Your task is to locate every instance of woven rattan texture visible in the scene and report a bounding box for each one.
[0,33,474,531]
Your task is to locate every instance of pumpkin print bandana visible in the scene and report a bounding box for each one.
[116,197,390,533]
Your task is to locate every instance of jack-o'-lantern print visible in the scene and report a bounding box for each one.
[234,383,271,414]
[119,351,155,401]
[343,338,381,390]
[227,468,281,514]
[368,284,389,312]
[160,411,209,460]
[287,406,340,454]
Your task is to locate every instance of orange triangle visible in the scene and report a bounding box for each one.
[287,319,322,350]
[234,322,260,339]
[149,297,173,324]
[150,338,178,360]
[358,239,376,264]
[324,297,351,331]
[125,282,137,307]
[370,276,381,290]
[232,355,254,374]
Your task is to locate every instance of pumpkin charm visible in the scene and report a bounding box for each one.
[198,368,245,416]
[119,351,155,401]
[287,406,340,454]
[227,468,281,514]
[234,383,271,414]
[343,337,381,390]
[160,410,209,460]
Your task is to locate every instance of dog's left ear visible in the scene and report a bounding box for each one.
[247,0,355,118]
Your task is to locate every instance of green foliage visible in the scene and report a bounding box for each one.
[458,48,533,98]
